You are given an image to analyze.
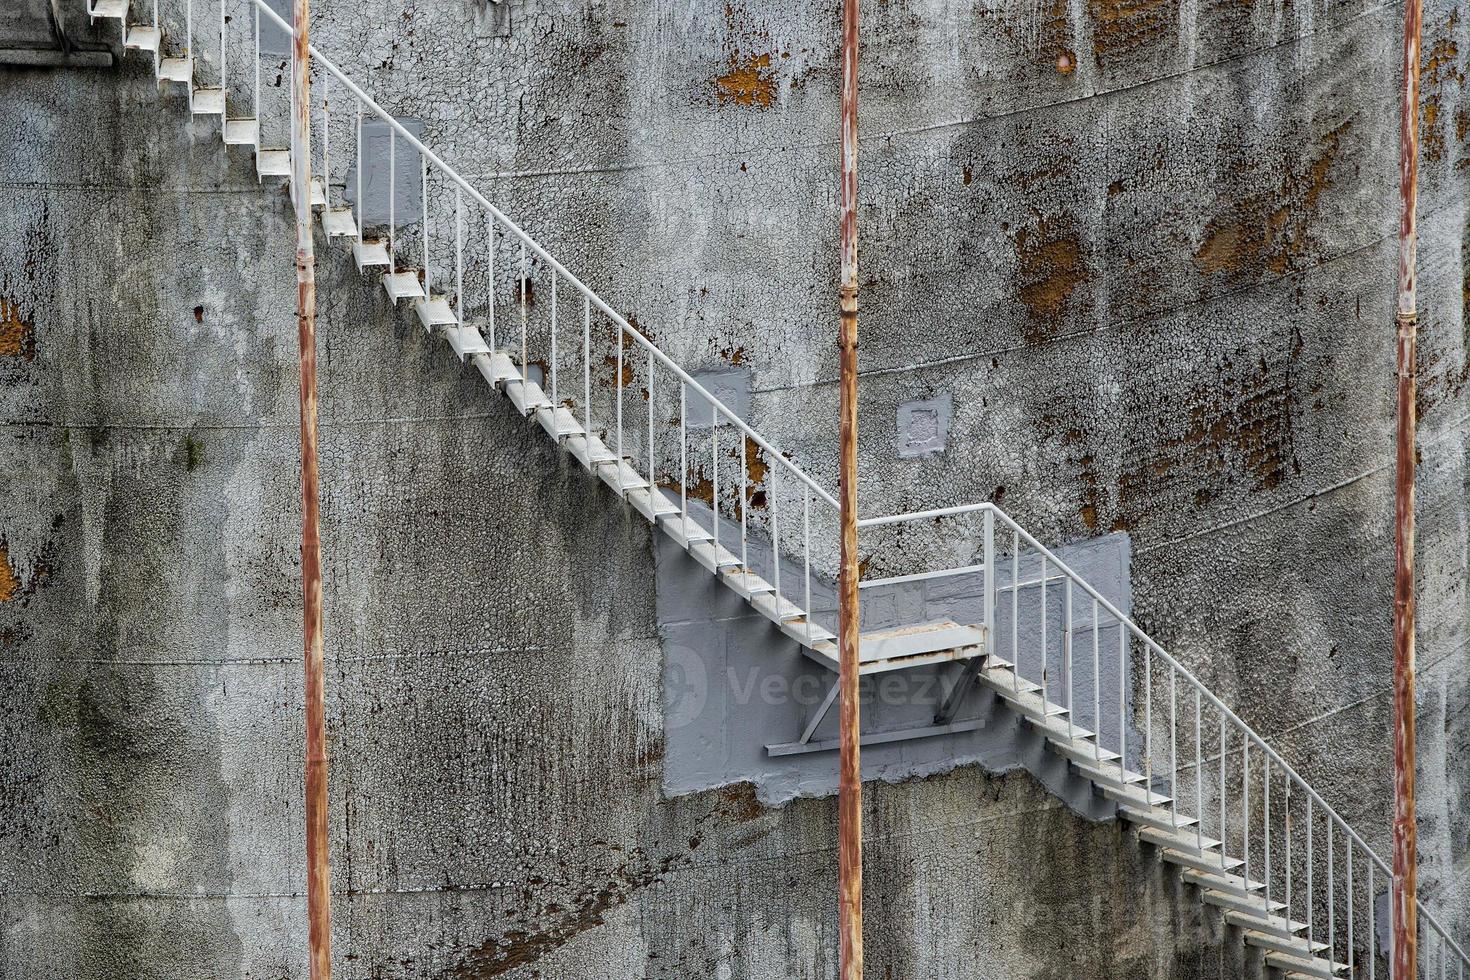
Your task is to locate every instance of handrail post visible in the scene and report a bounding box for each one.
[981,507,995,656]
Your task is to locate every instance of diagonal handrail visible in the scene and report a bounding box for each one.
[861,499,1470,968]
[250,0,840,514]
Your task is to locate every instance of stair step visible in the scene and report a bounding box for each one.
[688,539,742,575]
[565,432,621,470]
[383,270,425,302]
[415,295,458,330]
[1223,909,1310,941]
[353,239,390,270]
[1241,929,1329,958]
[257,149,291,179]
[1049,736,1121,769]
[979,663,1042,697]
[1117,803,1198,834]
[125,25,161,53]
[1181,867,1266,899]
[1138,825,1224,856]
[722,567,778,599]
[1158,846,1244,877]
[192,87,225,116]
[158,56,192,85]
[658,512,715,548]
[505,376,553,416]
[749,589,805,627]
[90,0,129,17]
[1264,949,1348,978]
[322,207,357,238]
[596,459,650,496]
[224,118,259,147]
[311,177,327,208]
[779,617,836,647]
[441,325,490,361]
[626,486,682,523]
[1198,888,1287,921]
[1098,780,1173,811]
[531,405,583,441]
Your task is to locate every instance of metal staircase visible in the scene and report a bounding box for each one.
[82,1,1469,976]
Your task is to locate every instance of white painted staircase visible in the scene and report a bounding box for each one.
[81,1,1470,976]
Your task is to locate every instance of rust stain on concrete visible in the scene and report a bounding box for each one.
[1194,122,1349,278]
[0,299,35,360]
[1089,0,1173,64]
[0,546,19,603]
[1014,219,1092,342]
[715,53,776,108]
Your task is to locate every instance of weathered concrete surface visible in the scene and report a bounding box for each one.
[2,0,1469,975]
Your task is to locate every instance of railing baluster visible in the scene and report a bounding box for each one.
[421,156,430,295]
[1347,842,1354,979]
[584,297,592,434]
[1040,556,1049,706]
[388,128,396,276]
[454,187,463,322]
[550,276,558,407]
[1285,780,1293,930]
[321,77,330,207]
[355,103,363,244]
[1194,688,1202,850]
[1118,623,1126,767]
[1169,664,1177,830]
[740,436,749,593]
[1064,578,1074,742]
[771,462,781,601]
[1368,861,1374,980]
[1220,717,1228,866]
[712,404,721,552]
[616,329,624,487]
[253,0,259,121]
[1265,762,1272,911]
[486,216,496,352]
[1144,649,1153,797]
[219,0,226,100]
[678,383,687,535]
[1011,530,1020,695]
[1328,819,1335,964]
[652,351,658,487]
[519,241,528,373]
[1093,598,1101,763]
[1243,738,1251,888]
[1307,797,1315,950]
[803,487,812,643]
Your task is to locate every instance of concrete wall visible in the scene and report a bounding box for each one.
[2,0,1469,976]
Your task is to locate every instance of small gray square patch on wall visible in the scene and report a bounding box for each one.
[897,394,951,458]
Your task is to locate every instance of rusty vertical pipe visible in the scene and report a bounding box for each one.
[837,0,863,977]
[1391,0,1421,972]
[292,2,333,978]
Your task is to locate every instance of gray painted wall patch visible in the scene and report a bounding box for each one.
[898,393,951,457]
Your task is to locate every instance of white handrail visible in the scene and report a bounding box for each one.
[248,0,839,513]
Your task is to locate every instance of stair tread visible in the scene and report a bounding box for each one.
[224,118,259,146]
[192,87,225,115]
[353,239,390,269]
[125,26,162,52]
[323,207,357,238]
[415,295,458,329]
[158,56,191,84]
[443,325,491,360]
[91,0,129,16]
[257,149,291,178]
[383,270,425,301]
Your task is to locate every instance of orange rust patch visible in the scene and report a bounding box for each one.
[715,53,776,108]
[0,299,35,361]
[1089,0,1173,64]
[1194,123,1349,278]
[1014,219,1092,342]
[0,547,18,603]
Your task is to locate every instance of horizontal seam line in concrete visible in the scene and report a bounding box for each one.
[0,411,510,431]
[1135,408,1470,554]
[454,4,1389,184]
[748,215,1429,395]
[0,648,546,667]
[0,181,281,195]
